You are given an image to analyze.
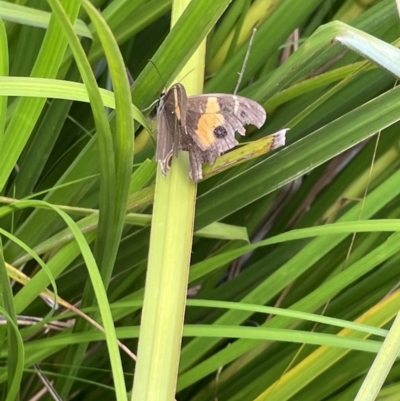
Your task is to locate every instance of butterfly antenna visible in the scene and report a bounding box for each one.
[234,28,257,95]
[177,68,195,83]
[148,59,194,89]
[148,59,167,87]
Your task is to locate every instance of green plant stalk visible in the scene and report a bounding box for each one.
[131,0,202,399]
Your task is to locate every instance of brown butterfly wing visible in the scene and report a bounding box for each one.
[156,87,266,181]
[156,111,174,175]
[183,94,266,163]
[156,84,188,175]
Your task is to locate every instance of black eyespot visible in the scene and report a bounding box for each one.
[214,126,228,138]
[240,111,247,118]
[166,153,173,169]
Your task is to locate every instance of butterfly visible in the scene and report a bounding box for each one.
[156,83,280,181]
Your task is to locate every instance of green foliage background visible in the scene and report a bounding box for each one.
[1,0,400,400]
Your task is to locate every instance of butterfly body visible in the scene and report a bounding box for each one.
[156,83,267,181]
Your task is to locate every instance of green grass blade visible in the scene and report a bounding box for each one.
[0,0,81,191]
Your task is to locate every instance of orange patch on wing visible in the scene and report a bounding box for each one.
[195,97,225,147]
